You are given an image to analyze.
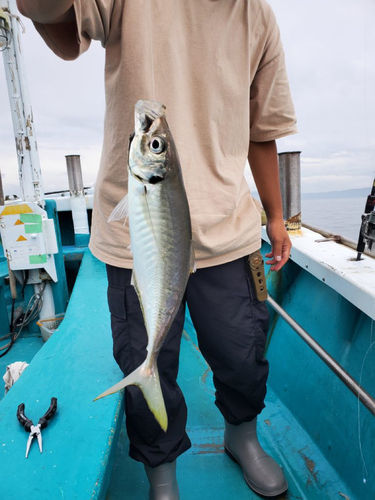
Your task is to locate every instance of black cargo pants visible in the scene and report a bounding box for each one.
[106,255,269,467]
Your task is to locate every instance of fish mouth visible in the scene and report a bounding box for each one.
[135,100,166,133]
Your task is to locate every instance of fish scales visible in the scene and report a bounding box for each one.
[130,182,185,342]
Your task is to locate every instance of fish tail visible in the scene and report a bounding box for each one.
[93,360,168,432]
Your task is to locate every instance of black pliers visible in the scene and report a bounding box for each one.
[17,397,58,458]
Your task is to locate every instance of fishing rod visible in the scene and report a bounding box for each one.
[356,178,375,261]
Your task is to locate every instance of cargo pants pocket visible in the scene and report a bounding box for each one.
[107,284,134,372]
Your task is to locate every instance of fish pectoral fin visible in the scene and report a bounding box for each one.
[108,195,129,224]
[190,241,196,273]
[93,360,168,432]
[130,270,136,287]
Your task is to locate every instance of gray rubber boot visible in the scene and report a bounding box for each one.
[144,460,180,500]
[224,418,288,497]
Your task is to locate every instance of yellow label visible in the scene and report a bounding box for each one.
[1,204,33,216]
[16,235,28,242]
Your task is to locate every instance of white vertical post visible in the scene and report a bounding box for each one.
[66,155,90,246]
[278,151,301,232]
[2,0,44,204]
[0,167,4,205]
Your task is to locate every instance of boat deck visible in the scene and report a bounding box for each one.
[0,250,124,499]
[106,311,355,500]
[0,331,44,388]
[0,248,368,499]
[0,259,45,390]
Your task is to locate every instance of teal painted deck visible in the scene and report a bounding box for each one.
[0,332,44,389]
[263,242,375,500]
[0,246,373,499]
[106,311,356,500]
[0,260,44,380]
[0,250,124,499]
[106,243,374,500]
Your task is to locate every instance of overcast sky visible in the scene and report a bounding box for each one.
[1,0,374,196]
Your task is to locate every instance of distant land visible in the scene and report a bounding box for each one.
[4,184,371,201]
[252,187,370,200]
[301,188,369,200]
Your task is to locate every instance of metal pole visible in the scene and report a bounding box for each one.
[65,155,90,247]
[66,155,84,194]
[0,167,4,206]
[278,152,301,231]
[266,295,375,416]
[2,0,44,203]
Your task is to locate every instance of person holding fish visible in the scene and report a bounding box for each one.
[18,0,297,498]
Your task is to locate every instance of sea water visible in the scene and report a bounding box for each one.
[301,197,366,242]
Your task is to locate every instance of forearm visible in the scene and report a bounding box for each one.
[16,0,75,24]
[248,140,291,271]
[248,140,283,221]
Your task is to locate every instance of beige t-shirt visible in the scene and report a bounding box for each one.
[34,0,297,269]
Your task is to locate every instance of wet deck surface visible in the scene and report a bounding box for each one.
[0,332,44,399]
[0,258,44,400]
[106,317,354,500]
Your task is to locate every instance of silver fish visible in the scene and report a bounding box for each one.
[94,100,194,432]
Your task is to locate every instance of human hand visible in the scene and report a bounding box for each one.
[265,218,291,271]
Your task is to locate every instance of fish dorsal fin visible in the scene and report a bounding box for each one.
[131,270,136,287]
[108,195,129,225]
[190,241,196,274]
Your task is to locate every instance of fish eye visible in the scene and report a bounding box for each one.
[149,136,165,154]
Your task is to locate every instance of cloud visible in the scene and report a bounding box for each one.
[270,0,375,188]
[1,1,374,198]
[0,15,105,197]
